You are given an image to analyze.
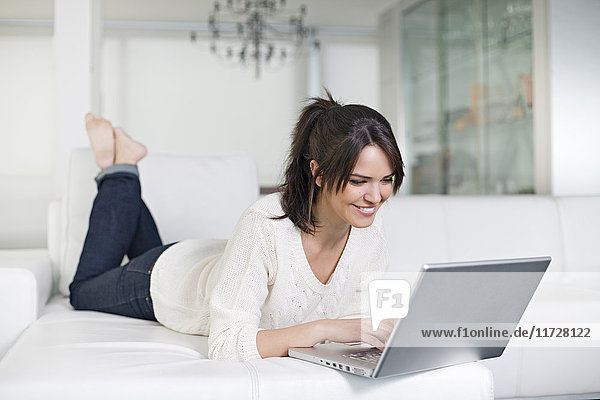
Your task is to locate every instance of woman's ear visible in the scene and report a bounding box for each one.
[309,160,322,187]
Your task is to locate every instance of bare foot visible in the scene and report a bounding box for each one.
[114,127,147,165]
[85,113,115,169]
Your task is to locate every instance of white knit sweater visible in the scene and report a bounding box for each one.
[149,193,389,361]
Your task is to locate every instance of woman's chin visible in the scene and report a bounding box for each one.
[349,215,377,229]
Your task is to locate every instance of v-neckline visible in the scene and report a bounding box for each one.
[294,226,353,289]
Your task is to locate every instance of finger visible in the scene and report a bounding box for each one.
[377,323,394,339]
[362,334,385,349]
[376,320,397,337]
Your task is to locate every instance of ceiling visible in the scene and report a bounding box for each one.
[0,0,401,28]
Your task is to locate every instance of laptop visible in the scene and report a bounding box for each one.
[288,256,551,378]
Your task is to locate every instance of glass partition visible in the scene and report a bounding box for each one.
[403,0,533,194]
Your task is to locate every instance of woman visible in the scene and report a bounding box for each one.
[70,91,405,361]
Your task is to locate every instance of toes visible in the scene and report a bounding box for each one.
[86,114,112,130]
[114,127,129,139]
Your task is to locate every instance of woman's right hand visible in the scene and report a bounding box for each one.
[316,318,396,350]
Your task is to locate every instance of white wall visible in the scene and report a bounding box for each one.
[550,0,600,195]
[100,31,379,188]
[0,28,55,248]
[101,32,304,188]
[319,35,380,108]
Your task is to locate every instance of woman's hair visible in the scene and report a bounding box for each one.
[277,90,404,234]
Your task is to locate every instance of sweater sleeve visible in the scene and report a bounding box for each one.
[207,209,275,361]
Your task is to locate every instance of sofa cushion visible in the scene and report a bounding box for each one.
[378,196,450,272]
[0,297,494,400]
[441,196,565,271]
[57,149,259,295]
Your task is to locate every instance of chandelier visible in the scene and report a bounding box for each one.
[207,0,309,78]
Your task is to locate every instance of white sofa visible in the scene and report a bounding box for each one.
[0,149,598,399]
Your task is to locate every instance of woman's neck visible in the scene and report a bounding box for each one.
[307,196,351,249]
[300,196,351,284]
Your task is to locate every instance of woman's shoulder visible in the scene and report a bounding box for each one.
[245,192,285,219]
[231,192,289,235]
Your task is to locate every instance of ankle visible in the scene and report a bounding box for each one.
[95,164,139,185]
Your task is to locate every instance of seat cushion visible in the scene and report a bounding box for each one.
[248,357,493,400]
[0,297,253,400]
[0,297,493,400]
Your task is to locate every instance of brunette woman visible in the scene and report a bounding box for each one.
[70,91,404,361]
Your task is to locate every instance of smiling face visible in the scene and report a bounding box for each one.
[314,144,394,230]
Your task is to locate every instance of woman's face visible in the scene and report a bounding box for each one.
[317,144,394,229]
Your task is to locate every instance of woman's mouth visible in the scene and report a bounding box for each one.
[354,204,376,215]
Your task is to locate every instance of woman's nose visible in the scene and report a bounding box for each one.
[364,183,382,204]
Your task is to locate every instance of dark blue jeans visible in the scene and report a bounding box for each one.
[69,168,174,321]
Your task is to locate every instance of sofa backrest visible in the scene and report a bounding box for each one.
[50,150,598,295]
[53,149,259,296]
[554,197,600,273]
[380,195,600,275]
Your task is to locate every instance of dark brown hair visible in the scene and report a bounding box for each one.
[277,90,404,234]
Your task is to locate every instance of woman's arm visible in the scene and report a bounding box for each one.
[256,320,323,358]
[256,318,391,358]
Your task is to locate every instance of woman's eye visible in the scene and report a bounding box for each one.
[382,178,394,184]
[350,180,366,185]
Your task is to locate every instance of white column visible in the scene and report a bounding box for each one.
[53,0,102,195]
[549,0,600,195]
[378,4,407,194]
[532,0,552,195]
[307,35,321,98]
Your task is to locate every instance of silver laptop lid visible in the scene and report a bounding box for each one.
[373,256,550,378]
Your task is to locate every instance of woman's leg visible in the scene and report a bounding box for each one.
[70,243,173,321]
[70,114,166,320]
[69,170,172,320]
[86,122,160,260]
[112,126,165,259]
[70,168,158,285]
[71,116,152,283]
[128,200,163,259]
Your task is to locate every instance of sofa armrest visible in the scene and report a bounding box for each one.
[0,249,52,358]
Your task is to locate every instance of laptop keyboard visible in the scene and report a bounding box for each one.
[342,348,382,364]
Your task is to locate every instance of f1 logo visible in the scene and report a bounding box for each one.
[368,280,410,331]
